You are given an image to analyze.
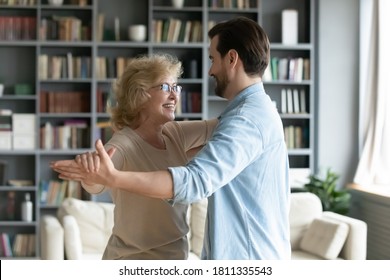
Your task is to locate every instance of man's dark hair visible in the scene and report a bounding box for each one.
[208,17,270,77]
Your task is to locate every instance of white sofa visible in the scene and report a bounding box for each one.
[40,192,367,260]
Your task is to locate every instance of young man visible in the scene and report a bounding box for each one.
[52,17,291,260]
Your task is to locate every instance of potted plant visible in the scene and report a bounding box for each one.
[303,168,351,215]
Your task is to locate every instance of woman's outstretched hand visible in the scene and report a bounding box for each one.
[50,139,116,186]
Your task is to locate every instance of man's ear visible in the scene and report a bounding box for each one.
[228,49,238,65]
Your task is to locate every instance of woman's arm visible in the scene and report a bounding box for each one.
[50,140,174,199]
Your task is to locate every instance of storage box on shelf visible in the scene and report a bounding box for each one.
[0,0,316,259]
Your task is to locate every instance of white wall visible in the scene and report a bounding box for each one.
[317,0,360,186]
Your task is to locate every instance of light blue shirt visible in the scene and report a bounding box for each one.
[169,83,291,259]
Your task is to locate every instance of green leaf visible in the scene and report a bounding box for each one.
[302,168,350,215]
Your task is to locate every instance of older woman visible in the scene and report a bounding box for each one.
[63,53,217,259]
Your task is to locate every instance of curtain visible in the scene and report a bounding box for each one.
[354,0,390,186]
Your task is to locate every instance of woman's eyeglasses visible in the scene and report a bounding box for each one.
[152,83,182,95]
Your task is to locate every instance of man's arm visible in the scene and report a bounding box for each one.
[50,139,174,199]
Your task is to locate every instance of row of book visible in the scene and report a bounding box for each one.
[209,0,255,9]
[96,121,114,144]
[263,57,310,82]
[40,121,90,150]
[0,0,86,5]
[95,56,126,80]
[38,53,92,80]
[284,125,309,149]
[39,180,83,206]
[176,91,202,114]
[0,16,36,41]
[96,90,115,113]
[0,0,36,5]
[39,16,90,41]
[40,91,90,113]
[152,18,202,43]
[95,56,200,81]
[280,88,307,114]
[0,233,36,258]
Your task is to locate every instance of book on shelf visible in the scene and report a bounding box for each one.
[284,125,307,149]
[152,19,162,43]
[38,54,91,80]
[66,52,73,79]
[40,16,87,41]
[97,90,116,113]
[114,17,120,41]
[183,20,192,43]
[303,58,310,80]
[294,126,303,148]
[300,89,307,113]
[281,88,287,114]
[190,20,202,42]
[286,89,293,113]
[12,233,36,257]
[40,180,83,206]
[154,18,202,43]
[40,120,90,150]
[270,57,278,80]
[0,16,36,41]
[7,180,33,187]
[210,0,253,9]
[38,54,48,80]
[278,58,288,80]
[1,233,13,257]
[281,88,307,114]
[40,91,90,113]
[180,91,202,113]
[116,57,126,78]
[96,13,105,41]
[294,57,304,82]
[293,89,300,113]
[106,57,116,79]
[269,57,309,81]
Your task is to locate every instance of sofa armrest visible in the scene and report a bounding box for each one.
[189,199,207,259]
[322,211,367,260]
[40,215,64,260]
[61,215,83,260]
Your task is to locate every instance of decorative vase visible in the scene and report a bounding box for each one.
[48,0,64,6]
[171,0,184,8]
[128,25,147,42]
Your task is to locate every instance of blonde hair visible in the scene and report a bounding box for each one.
[108,53,183,130]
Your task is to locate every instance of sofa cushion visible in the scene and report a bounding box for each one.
[57,198,114,255]
[289,192,323,249]
[299,217,349,259]
[62,215,82,259]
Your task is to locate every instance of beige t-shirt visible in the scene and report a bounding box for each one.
[100,120,215,259]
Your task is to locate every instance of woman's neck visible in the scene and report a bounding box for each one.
[134,124,166,150]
